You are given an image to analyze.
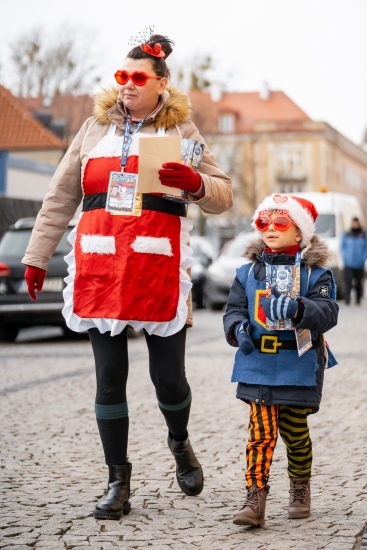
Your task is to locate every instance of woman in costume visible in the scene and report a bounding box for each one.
[22,31,233,520]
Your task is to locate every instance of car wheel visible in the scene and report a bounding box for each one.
[194,286,205,309]
[0,321,20,342]
[62,326,87,339]
[208,302,225,311]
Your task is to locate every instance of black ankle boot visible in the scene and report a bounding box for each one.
[93,462,132,520]
[168,435,204,496]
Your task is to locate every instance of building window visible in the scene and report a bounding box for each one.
[219,114,235,133]
[343,166,365,190]
[278,183,304,193]
[276,145,306,181]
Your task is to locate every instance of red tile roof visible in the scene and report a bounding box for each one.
[19,94,94,142]
[8,87,313,149]
[190,90,311,134]
[0,85,66,151]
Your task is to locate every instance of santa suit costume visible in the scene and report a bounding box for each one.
[23,86,233,333]
[63,122,194,337]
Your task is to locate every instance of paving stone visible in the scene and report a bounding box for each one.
[1,305,367,549]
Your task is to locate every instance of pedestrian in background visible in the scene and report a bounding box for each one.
[223,194,339,527]
[21,31,232,520]
[340,217,367,305]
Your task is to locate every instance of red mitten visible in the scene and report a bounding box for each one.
[158,162,201,193]
[24,265,46,301]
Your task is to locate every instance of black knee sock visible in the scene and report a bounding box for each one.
[96,417,129,465]
[95,402,129,465]
[158,391,191,441]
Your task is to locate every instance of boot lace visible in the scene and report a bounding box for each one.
[289,481,309,503]
[241,486,266,509]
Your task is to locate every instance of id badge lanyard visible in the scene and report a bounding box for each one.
[106,116,144,216]
[120,116,145,171]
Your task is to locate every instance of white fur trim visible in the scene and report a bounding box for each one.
[81,234,116,254]
[89,126,160,159]
[130,236,173,256]
[251,194,315,247]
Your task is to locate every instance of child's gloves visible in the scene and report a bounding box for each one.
[234,320,255,355]
[260,288,298,321]
[24,265,46,301]
[158,162,202,193]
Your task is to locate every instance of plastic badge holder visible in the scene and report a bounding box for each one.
[162,139,205,203]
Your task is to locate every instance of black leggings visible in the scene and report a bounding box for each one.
[343,266,364,302]
[89,326,191,464]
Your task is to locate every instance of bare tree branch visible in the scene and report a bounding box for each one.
[8,24,101,97]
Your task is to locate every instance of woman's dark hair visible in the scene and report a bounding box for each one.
[126,34,174,78]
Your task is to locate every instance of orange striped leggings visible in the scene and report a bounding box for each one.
[246,402,313,488]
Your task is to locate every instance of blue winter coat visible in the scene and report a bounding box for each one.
[223,235,339,411]
[340,229,367,269]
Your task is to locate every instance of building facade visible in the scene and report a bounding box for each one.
[190,89,367,227]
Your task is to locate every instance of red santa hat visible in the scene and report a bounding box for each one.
[252,193,318,247]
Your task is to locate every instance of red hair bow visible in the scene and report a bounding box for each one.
[140,42,165,58]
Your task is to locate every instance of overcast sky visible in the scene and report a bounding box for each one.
[1,0,366,145]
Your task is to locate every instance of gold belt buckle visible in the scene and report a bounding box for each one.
[260,335,283,354]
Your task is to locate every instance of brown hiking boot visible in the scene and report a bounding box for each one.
[288,477,311,519]
[233,485,268,527]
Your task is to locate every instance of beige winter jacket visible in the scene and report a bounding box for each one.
[22,86,233,326]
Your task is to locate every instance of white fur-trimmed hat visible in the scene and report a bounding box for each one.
[252,193,318,247]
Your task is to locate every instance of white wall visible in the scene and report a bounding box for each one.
[7,166,54,201]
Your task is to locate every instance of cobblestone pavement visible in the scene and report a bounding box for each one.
[1,298,367,549]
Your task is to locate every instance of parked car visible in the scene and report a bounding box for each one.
[204,231,256,310]
[190,235,216,309]
[0,217,76,342]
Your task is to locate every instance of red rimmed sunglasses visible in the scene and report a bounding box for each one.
[114,70,162,86]
[254,213,296,232]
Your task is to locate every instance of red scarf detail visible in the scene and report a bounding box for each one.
[264,244,301,256]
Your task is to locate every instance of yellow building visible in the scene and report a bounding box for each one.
[190,88,367,226]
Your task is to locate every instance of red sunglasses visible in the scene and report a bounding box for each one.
[254,213,296,232]
[114,70,162,86]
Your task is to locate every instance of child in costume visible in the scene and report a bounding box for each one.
[223,194,339,527]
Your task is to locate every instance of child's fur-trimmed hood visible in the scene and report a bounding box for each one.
[243,234,331,268]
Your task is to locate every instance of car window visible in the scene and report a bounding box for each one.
[315,214,336,238]
[0,227,73,258]
[224,233,255,257]
[191,238,216,260]
[191,242,202,257]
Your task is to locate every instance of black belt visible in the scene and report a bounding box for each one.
[253,335,299,354]
[82,192,187,217]
[253,334,322,354]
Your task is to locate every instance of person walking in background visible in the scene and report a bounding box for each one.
[340,217,367,305]
[21,30,233,520]
[223,194,338,528]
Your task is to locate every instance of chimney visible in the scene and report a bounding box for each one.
[42,96,53,108]
[210,84,222,102]
[259,81,270,101]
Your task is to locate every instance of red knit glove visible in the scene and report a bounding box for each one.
[24,265,46,301]
[158,162,202,193]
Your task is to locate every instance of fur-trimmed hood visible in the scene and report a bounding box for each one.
[93,86,192,130]
[243,234,331,268]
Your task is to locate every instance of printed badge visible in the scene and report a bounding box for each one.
[295,328,313,357]
[106,172,138,215]
[264,253,301,331]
